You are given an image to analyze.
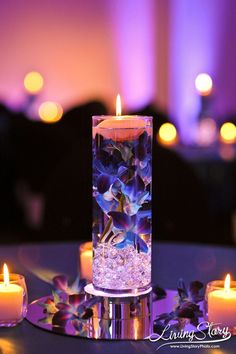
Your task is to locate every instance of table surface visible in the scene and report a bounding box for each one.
[0,241,236,354]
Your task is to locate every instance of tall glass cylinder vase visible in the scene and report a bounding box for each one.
[92,115,152,294]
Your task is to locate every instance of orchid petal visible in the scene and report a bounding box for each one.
[56,303,71,311]
[137,191,149,205]
[115,231,148,253]
[72,319,84,332]
[136,218,151,234]
[96,194,118,214]
[134,143,147,161]
[123,175,145,202]
[69,276,86,294]
[53,275,68,292]
[97,174,113,194]
[108,211,132,230]
[52,309,74,326]
[69,294,85,307]
[118,166,135,183]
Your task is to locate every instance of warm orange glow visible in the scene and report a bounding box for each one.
[158,123,177,146]
[195,73,213,96]
[133,317,139,340]
[38,101,63,123]
[3,263,9,286]
[116,94,122,116]
[0,339,17,354]
[219,145,235,161]
[79,242,92,281]
[24,71,44,94]
[224,274,231,293]
[220,122,236,144]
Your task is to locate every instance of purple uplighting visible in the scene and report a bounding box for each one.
[0,0,236,138]
[108,0,156,110]
[169,0,224,142]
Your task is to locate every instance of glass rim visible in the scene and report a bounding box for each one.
[206,279,236,290]
[0,273,25,283]
[92,115,153,121]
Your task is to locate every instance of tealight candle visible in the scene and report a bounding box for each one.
[79,242,93,281]
[0,264,27,327]
[208,274,236,328]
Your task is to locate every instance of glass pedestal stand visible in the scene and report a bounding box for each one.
[84,284,152,339]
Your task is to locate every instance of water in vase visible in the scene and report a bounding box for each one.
[92,116,152,294]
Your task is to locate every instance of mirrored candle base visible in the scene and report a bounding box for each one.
[26,289,205,340]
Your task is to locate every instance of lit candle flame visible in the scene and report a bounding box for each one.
[116,94,122,116]
[3,263,9,286]
[224,273,231,293]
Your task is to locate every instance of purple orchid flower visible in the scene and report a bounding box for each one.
[121,175,150,215]
[131,132,152,186]
[108,211,151,253]
[93,148,124,176]
[52,295,100,329]
[53,275,87,295]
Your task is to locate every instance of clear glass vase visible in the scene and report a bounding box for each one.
[92,115,152,294]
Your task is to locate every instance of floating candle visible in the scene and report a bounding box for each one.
[92,94,151,141]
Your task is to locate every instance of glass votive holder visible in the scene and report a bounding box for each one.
[205,280,236,333]
[79,242,92,282]
[0,274,28,327]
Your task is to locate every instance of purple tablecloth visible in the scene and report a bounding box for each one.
[0,241,235,353]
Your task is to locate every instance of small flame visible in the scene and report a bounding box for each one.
[116,94,122,116]
[224,273,231,293]
[3,263,9,286]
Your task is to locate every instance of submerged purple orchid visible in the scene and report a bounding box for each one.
[93,126,152,275]
[108,211,150,253]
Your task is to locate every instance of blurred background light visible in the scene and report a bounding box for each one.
[24,71,44,94]
[219,144,236,161]
[196,118,217,146]
[220,122,236,144]
[158,122,177,146]
[38,101,63,123]
[195,73,213,96]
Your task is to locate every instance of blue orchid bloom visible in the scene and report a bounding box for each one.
[93,147,124,176]
[94,173,150,216]
[93,132,151,216]
[94,171,150,216]
[121,175,150,215]
[133,133,152,186]
[108,211,151,253]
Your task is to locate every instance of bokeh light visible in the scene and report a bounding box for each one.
[195,73,213,96]
[197,118,217,146]
[24,71,44,94]
[219,145,236,161]
[220,122,236,144]
[38,101,63,123]
[158,123,177,146]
